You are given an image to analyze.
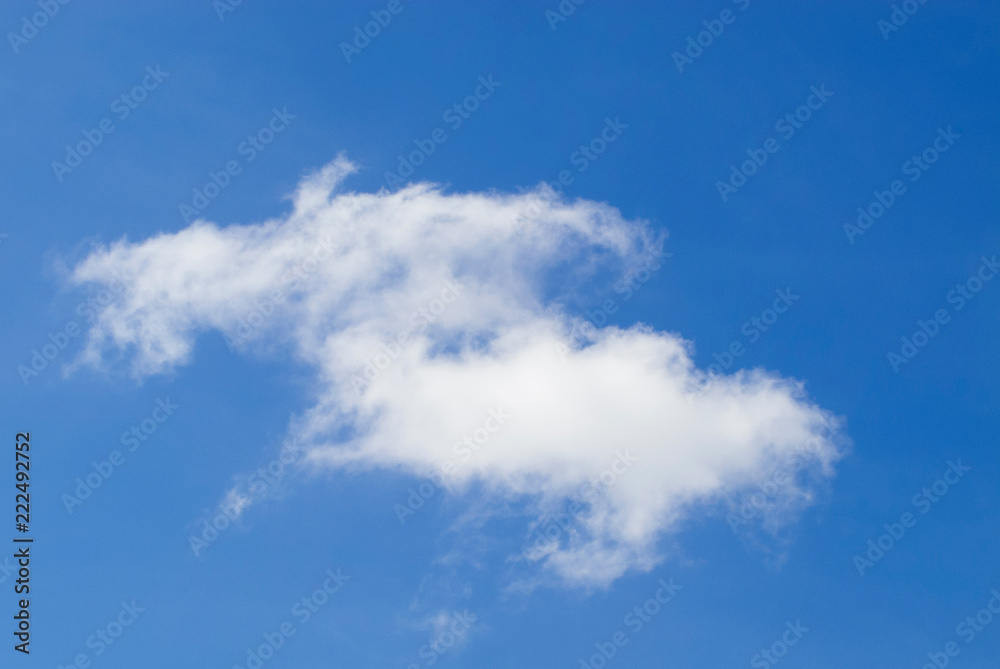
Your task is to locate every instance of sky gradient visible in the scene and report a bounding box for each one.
[1,1,998,667]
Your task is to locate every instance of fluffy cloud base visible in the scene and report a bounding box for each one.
[70,155,842,586]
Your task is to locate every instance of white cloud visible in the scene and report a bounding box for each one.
[69,155,843,586]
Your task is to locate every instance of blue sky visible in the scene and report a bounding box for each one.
[2,1,999,667]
